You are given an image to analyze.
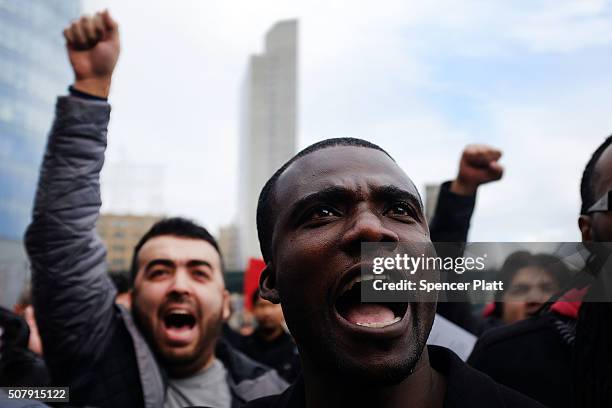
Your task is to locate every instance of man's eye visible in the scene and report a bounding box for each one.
[193,269,210,279]
[149,269,169,279]
[306,205,340,221]
[385,203,415,218]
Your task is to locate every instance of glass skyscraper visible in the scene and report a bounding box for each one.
[0,0,81,306]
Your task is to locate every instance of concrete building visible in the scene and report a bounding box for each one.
[97,213,162,272]
[218,223,242,272]
[238,20,298,265]
[424,183,441,224]
[0,0,81,307]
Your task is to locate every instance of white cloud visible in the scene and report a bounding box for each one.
[80,0,612,243]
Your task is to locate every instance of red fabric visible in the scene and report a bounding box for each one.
[550,287,588,319]
[243,258,266,311]
[482,302,496,317]
[481,287,588,320]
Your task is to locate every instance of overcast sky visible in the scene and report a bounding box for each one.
[82,0,612,242]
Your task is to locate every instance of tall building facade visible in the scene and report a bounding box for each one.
[424,183,441,223]
[0,0,81,307]
[218,223,242,272]
[238,20,298,265]
[97,213,163,273]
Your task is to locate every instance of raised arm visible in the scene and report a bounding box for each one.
[431,144,503,333]
[430,144,504,242]
[24,11,121,376]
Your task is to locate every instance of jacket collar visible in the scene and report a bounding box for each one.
[121,306,287,407]
[266,345,524,408]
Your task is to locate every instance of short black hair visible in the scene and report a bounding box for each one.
[580,135,612,214]
[129,217,222,282]
[256,137,395,262]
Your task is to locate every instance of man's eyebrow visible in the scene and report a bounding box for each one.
[289,186,357,215]
[145,259,175,272]
[144,259,213,271]
[371,185,424,211]
[186,260,213,269]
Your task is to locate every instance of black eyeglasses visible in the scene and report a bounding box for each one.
[587,190,611,213]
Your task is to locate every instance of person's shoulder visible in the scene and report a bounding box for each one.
[471,313,559,351]
[468,312,574,368]
[455,361,547,407]
[429,345,545,408]
[216,337,269,379]
[491,380,548,407]
[216,338,289,399]
[463,359,545,407]
[242,382,299,408]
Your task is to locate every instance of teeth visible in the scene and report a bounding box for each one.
[349,274,386,291]
[355,316,401,328]
[356,274,375,283]
[346,273,389,293]
[168,310,190,315]
[357,274,388,282]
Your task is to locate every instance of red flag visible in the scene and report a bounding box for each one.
[243,258,266,311]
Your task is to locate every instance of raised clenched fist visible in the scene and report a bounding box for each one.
[451,144,504,196]
[63,10,120,98]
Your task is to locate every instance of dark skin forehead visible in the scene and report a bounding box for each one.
[593,144,612,198]
[271,146,425,245]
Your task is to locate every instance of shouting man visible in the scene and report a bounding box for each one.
[245,138,542,408]
[25,11,286,408]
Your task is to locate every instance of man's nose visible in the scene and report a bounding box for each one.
[341,207,399,253]
[168,269,193,295]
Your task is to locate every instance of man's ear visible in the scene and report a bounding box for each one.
[259,263,280,304]
[222,289,231,321]
[579,215,593,242]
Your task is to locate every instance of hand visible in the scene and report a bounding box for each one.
[451,144,504,196]
[64,10,120,98]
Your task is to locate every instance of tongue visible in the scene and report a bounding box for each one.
[344,303,395,325]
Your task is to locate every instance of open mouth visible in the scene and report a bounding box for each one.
[164,310,196,330]
[161,308,197,346]
[335,277,408,329]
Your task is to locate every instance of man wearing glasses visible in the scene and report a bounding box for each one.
[469,136,612,407]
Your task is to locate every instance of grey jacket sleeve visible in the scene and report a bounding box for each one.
[24,96,118,372]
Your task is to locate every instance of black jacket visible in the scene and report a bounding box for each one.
[429,181,475,244]
[237,330,301,383]
[0,307,50,387]
[429,181,481,334]
[468,313,575,408]
[242,345,545,408]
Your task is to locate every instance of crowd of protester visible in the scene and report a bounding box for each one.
[0,10,611,408]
